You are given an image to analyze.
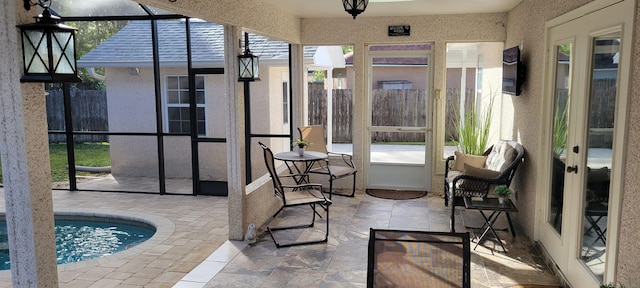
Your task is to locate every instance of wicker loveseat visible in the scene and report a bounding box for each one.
[444,140,525,232]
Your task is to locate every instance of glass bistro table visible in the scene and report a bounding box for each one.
[464,197,518,252]
[273,151,328,184]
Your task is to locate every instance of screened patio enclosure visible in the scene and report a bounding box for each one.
[31,0,321,196]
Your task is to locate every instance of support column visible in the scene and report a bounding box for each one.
[326,68,334,151]
[352,43,366,190]
[290,44,305,131]
[0,1,59,286]
[224,25,245,240]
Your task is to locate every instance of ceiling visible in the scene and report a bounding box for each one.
[267,0,523,19]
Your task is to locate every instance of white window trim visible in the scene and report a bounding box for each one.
[163,75,207,135]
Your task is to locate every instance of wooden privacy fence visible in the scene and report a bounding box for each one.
[46,90,109,143]
[308,88,428,143]
[43,79,615,145]
[308,88,354,143]
[445,88,476,142]
[310,82,617,145]
[557,78,616,148]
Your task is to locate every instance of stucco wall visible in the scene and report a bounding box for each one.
[476,42,509,145]
[617,1,640,285]
[244,166,287,232]
[106,67,160,177]
[504,0,593,243]
[1,2,60,284]
[106,65,273,180]
[300,14,507,45]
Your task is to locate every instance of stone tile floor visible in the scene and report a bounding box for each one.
[0,186,561,287]
[198,191,561,288]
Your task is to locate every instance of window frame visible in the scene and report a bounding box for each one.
[164,75,207,135]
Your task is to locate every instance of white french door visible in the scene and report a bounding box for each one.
[366,44,433,191]
[538,0,633,286]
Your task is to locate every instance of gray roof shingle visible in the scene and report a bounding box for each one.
[78,20,315,67]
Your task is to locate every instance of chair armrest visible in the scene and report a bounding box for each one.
[452,173,507,186]
[445,155,455,177]
[450,173,509,198]
[328,152,356,168]
[282,183,324,190]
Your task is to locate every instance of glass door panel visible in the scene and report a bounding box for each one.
[548,43,571,235]
[579,32,619,281]
[367,44,432,191]
[539,1,632,286]
[370,131,426,164]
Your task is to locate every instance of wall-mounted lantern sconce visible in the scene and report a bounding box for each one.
[237,32,260,82]
[18,0,81,83]
[343,0,368,19]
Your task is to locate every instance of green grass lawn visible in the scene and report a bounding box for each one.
[0,143,111,183]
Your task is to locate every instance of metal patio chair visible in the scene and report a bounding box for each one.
[367,228,471,288]
[259,142,332,248]
[298,125,357,199]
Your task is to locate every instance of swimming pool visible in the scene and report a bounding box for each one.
[0,215,156,270]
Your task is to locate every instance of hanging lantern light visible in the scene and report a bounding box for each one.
[17,0,81,83]
[343,0,369,19]
[237,32,260,82]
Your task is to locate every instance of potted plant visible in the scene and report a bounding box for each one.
[600,284,625,288]
[494,185,512,205]
[292,139,311,156]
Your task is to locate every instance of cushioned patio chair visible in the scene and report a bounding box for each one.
[298,125,357,199]
[367,228,471,288]
[444,140,525,232]
[259,142,332,248]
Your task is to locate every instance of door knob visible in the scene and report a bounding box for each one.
[566,165,578,174]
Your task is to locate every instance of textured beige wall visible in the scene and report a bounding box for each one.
[301,14,507,45]
[106,67,159,177]
[617,1,640,285]
[106,66,278,179]
[504,0,592,239]
[244,167,288,232]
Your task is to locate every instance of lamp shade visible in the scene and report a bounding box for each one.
[237,33,260,81]
[343,0,368,19]
[238,52,259,81]
[17,8,81,83]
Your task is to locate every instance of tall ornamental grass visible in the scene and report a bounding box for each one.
[552,98,568,157]
[454,97,494,156]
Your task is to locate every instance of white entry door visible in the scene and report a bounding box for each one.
[538,0,632,286]
[366,44,433,191]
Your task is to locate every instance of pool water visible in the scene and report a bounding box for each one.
[0,218,155,270]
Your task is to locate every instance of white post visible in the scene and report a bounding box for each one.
[326,68,333,151]
[460,51,468,120]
